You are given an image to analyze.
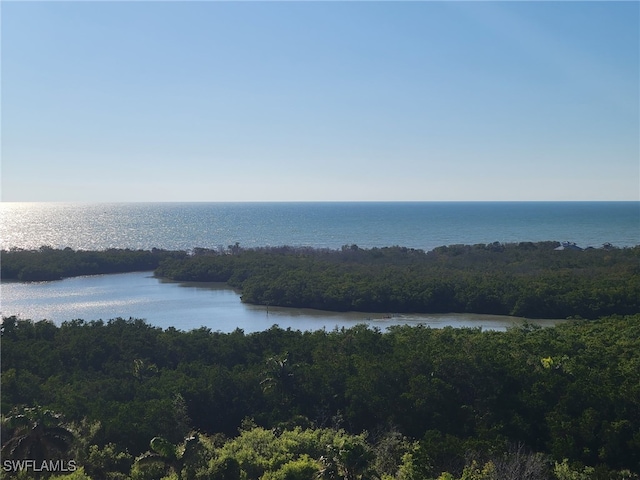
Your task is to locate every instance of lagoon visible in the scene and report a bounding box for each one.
[1,271,564,332]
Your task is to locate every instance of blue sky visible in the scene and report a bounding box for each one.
[2,1,638,202]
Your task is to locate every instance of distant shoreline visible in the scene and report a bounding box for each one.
[3,202,638,252]
[4,242,639,320]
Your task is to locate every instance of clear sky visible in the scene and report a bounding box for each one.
[1,1,638,202]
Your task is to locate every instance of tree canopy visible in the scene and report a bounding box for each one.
[2,314,639,478]
[155,242,640,319]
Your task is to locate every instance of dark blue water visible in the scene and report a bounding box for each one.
[1,202,638,251]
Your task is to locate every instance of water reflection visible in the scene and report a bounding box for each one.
[1,272,564,332]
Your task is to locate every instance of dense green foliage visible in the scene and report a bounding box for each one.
[3,243,638,319]
[2,242,639,478]
[1,247,186,281]
[155,243,640,319]
[2,315,639,478]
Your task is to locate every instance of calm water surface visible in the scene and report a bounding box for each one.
[1,272,562,332]
[2,202,638,251]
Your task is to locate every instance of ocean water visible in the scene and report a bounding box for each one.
[1,202,638,252]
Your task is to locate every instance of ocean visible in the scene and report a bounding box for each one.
[1,201,638,252]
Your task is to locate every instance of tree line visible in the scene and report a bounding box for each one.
[155,242,640,319]
[0,247,185,281]
[2,314,639,478]
[3,242,639,319]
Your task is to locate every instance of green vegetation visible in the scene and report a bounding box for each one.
[0,247,185,281]
[2,314,639,478]
[3,242,639,478]
[3,242,639,319]
[156,242,640,319]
